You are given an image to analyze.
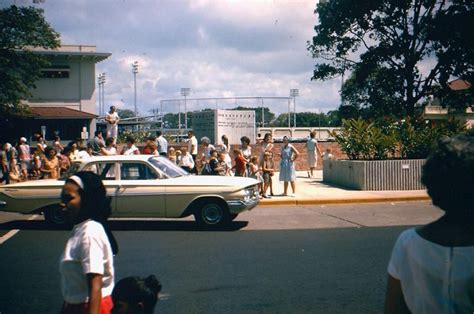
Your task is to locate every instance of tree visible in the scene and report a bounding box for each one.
[0,5,60,140]
[116,109,136,119]
[308,0,474,118]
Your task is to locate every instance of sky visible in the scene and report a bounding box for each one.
[7,0,343,116]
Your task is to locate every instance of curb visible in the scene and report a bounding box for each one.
[259,195,431,206]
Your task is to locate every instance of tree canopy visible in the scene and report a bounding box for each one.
[308,0,474,118]
[0,5,60,141]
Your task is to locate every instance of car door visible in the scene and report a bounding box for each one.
[115,161,165,217]
[81,161,119,214]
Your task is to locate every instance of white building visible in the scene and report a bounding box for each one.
[19,45,111,141]
[192,109,256,145]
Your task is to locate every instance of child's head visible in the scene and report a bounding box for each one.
[264,151,272,160]
[233,149,242,157]
[111,275,162,314]
[250,156,258,164]
[168,147,176,156]
[210,149,218,158]
[218,152,225,161]
[175,150,182,156]
[181,146,188,153]
[326,148,332,153]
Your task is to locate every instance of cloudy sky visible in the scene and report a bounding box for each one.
[11,0,343,116]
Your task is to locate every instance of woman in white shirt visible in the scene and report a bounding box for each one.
[384,133,474,314]
[59,171,118,314]
[121,136,140,156]
[305,131,322,178]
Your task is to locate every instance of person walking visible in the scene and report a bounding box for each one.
[0,143,10,184]
[219,135,232,170]
[384,133,474,314]
[156,130,168,157]
[59,171,118,314]
[105,106,120,144]
[305,131,323,178]
[279,136,299,197]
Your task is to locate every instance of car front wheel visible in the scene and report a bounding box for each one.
[194,200,230,227]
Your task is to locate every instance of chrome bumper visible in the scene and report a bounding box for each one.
[226,197,260,214]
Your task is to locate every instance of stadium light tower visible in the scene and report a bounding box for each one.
[290,89,299,128]
[181,88,191,129]
[132,61,139,120]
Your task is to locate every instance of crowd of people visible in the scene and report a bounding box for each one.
[1,128,335,200]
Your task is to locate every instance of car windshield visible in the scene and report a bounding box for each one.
[149,156,189,178]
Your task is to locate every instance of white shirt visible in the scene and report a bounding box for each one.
[60,220,114,304]
[122,144,139,155]
[388,228,474,314]
[188,136,198,155]
[180,152,195,168]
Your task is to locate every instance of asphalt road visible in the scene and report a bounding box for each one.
[0,202,440,314]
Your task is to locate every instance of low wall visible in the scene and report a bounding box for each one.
[323,159,426,190]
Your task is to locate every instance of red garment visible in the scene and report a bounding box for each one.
[234,155,246,176]
[60,295,113,314]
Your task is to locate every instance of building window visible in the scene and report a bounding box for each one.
[40,66,70,78]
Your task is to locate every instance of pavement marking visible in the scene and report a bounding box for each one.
[0,215,39,245]
[316,210,366,227]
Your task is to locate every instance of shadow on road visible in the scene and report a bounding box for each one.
[0,219,249,232]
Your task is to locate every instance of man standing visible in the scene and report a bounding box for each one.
[105,105,120,144]
[18,137,31,181]
[187,130,198,174]
[88,130,105,155]
[0,143,10,184]
[156,130,168,157]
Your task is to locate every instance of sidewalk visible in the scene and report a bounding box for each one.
[260,171,430,206]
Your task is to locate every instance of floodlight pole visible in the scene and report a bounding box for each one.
[290,89,299,128]
[132,61,139,121]
[180,88,190,129]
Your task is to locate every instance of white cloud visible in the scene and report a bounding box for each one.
[36,0,340,116]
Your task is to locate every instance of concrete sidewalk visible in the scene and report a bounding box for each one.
[260,171,430,206]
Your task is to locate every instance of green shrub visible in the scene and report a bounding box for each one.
[333,117,466,160]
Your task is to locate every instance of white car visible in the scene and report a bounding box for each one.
[0,155,260,227]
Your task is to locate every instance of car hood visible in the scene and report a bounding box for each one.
[168,175,259,188]
[0,179,65,189]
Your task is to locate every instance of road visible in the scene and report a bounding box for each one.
[0,202,441,313]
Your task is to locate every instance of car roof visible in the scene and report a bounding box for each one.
[75,155,162,163]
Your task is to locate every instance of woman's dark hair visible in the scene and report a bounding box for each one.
[126,136,135,144]
[263,133,272,142]
[421,132,474,218]
[105,137,115,146]
[222,134,229,145]
[44,145,56,157]
[112,275,162,314]
[67,171,118,254]
[240,136,250,145]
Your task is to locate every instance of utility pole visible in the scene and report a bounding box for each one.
[180,88,190,129]
[132,61,139,121]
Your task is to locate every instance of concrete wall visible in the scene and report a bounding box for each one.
[323,159,426,190]
[28,59,96,115]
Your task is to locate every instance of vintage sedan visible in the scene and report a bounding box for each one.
[0,155,260,227]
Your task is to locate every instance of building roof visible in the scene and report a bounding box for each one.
[448,79,471,91]
[29,106,97,119]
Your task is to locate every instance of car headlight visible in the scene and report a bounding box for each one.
[243,186,259,201]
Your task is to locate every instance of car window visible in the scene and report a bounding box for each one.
[83,162,117,180]
[120,162,158,180]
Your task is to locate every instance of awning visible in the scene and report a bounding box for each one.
[29,106,97,119]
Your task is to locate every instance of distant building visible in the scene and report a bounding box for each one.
[192,109,256,145]
[17,45,111,141]
[424,79,473,128]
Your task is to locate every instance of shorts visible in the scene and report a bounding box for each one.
[262,172,271,183]
[20,160,31,171]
